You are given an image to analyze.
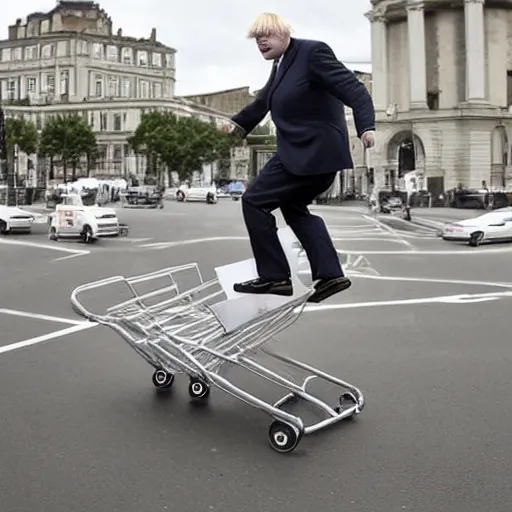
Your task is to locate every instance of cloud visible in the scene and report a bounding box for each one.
[4,0,372,95]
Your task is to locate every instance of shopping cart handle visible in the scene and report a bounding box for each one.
[70,275,126,320]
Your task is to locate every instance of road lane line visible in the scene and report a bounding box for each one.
[301,290,512,312]
[0,322,96,355]
[0,308,85,325]
[351,274,512,288]
[0,238,90,255]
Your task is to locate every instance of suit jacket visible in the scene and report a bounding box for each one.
[231,38,375,175]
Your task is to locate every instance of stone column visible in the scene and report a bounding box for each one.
[407,1,427,109]
[367,11,388,111]
[464,0,486,102]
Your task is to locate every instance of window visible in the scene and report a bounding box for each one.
[140,80,149,98]
[121,78,131,97]
[165,53,173,68]
[47,75,55,94]
[100,112,108,131]
[13,48,22,61]
[25,46,36,60]
[427,91,439,111]
[152,53,162,66]
[77,40,89,55]
[122,48,132,64]
[27,77,36,94]
[113,114,122,131]
[2,48,11,62]
[7,79,16,100]
[41,44,54,59]
[89,112,95,128]
[36,114,42,130]
[138,51,148,66]
[164,82,172,97]
[95,74,103,97]
[60,71,69,95]
[108,76,118,97]
[153,82,162,97]
[113,146,122,160]
[93,43,103,59]
[107,45,118,61]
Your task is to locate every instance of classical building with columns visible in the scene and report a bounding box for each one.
[367,0,512,197]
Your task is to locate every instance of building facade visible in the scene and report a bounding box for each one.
[367,0,512,197]
[0,1,231,182]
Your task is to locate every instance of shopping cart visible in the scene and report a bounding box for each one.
[70,230,365,453]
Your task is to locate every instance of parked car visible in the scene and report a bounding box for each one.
[379,196,402,214]
[0,205,34,234]
[442,210,512,246]
[227,181,246,201]
[176,185,217,204]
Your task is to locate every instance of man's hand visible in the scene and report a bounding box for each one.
[220,122,245,137]
[220,124,234,133]
[361,130,375,149]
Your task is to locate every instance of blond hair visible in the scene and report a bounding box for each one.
[247,13,293,39]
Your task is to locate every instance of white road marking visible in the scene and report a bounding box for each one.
[336,246,512,255]
[0,238,90,255]
[140,236,249,249]
[115,237,153,243]
[363,214,414,250]
[332,237,410,245]
[352,274,512,289]
[0,322,96,355]
[329,229,386,236]
[140,235,411,251]
[53,253,89,262]
[0,308,84,325]
[326,223,377,229]
[302,290,512,312]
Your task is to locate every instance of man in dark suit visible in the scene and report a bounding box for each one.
[229,12,376,303]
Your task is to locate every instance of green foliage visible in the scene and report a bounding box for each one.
[5,117,39,155]
[128,111,240,182]
[39,114,97,180]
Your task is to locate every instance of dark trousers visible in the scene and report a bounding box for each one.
[242,156,343,281]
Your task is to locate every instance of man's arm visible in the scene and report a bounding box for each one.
[307,42,375,138]
[230,64,276,135]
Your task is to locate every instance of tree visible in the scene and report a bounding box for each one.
[39,114,97,181]
[5,116,39,155]
[129,111,241,184]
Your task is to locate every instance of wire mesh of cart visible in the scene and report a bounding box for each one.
[70,261,365,453]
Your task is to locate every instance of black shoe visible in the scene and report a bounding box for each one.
[307,277,352,303]
[233,278,293,296]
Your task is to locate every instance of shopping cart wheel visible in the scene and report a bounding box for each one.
[188,378,210,399]
[152,370,174,389]
[268,421,302,453]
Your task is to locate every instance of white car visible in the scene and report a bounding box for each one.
[442,209,512,246]
[48,194,120,243]
[0,205,35,234]
[176,185,217,204]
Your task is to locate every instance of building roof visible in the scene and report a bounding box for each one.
[180,86,252,98]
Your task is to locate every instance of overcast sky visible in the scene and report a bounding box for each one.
[3,1,372,96]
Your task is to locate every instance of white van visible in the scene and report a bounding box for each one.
[48,193,120,243]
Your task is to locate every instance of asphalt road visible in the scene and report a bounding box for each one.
[1,200,512,512]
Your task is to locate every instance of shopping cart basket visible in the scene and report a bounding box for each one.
[70,252,364,454]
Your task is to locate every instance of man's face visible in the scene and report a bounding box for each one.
[256,34,289,60]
